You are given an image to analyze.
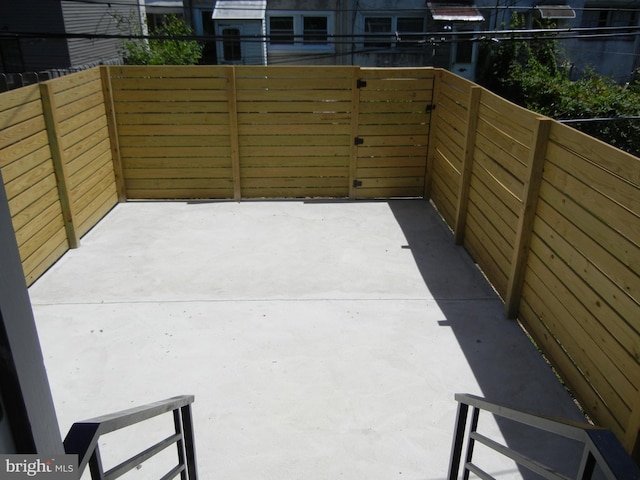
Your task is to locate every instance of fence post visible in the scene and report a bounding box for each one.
[227,66,241,201]
[100,66,126,202]
[39,82,80,249]
[424,69,442,200]
[453,86,481,245]
[505,117,551,318]
[348,66,361,200]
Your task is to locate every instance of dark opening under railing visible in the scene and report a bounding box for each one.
[63,395,197,480]
[449,393,640,480]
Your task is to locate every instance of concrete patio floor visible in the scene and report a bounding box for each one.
[28,199,587,479]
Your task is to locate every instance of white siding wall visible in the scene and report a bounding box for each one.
[215,20,267,65]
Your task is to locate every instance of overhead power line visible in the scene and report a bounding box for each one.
[48,0,640,14]
[3,24,640,44]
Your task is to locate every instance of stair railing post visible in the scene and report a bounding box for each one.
[462,407,480,480]
[181,404,198,480]
[88,446,105,480]
[173,408,188,480]
[448,401,470,480]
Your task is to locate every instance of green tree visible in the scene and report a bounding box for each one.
[477,15,640,157]
[123,15,203,65]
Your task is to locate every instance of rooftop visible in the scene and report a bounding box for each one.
[29,198,585,478]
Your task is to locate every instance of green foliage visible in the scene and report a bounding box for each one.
[476,15,640,157]
[123,15,203,65]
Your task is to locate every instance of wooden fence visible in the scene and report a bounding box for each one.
[427,69,640,456]
[0,68,118,285]
[1,65,639,456]
[109,65,434,200]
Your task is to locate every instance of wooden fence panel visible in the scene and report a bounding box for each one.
[0,85,68,285]
[236,66,352,198]
[354,68,434,198]
[51,69,118,237]
[463,89,538,298]
[110,66,234,199]
[427,71,640,455]
[428,71,470,227]
[520,121,640,451]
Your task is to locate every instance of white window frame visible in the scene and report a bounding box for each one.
[266,11,335,53]
[360,14,425,49]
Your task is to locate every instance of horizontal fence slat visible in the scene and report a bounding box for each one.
[0,84,40,112]
[57,91,104,122]
[0,116,47,150]
[532,216,640,365]
[110,65,229,78]
[110,77,228,91]
[114,90,229,102]
[124,168,233,179]
[0,100,42,128]
[543,161,639,248]
[14,198,63,247]
[1,131,50,169]
[519,294,627,439]
[119,135,229,148]
[546,140,639,215]
[1,146,50,184]
[48,68,101,94]
[238,112,351,124]
[115,101,230,114]
[9,187,61,232]
[549,121,640,185]
[54,78,103,108]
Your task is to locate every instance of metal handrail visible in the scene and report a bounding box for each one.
[63,395,197,480]
[449,393,640,480]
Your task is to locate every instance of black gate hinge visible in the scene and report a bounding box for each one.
[353,180,363,187]
[357,79,367,88]
[354,137,364,145]
[426,104,436,113]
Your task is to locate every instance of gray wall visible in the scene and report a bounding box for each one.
[0,0,144,73]
[62,0,144,67]
[0,0,68,72]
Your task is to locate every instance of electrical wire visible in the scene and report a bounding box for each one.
[4,2,640,70]
[45,0,640,15]
[3,25,640,43]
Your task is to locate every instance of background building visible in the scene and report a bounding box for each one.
[0,0,146,75]
[2,1,639,85]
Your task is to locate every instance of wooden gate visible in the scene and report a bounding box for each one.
[352,68,435,199]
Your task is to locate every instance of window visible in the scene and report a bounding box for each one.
[397,17,425,47]
[363,16,424,49]
[270,16,294,44]
[267,12,332,49]
[222,28,241,61]
[364,17,392,48]
[581,6,638,38]
[455,35,473,63]
[303,16,328,44]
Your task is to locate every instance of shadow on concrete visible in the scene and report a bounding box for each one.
[386,199,587,479]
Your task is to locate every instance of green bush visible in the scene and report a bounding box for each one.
[477,16,640,157]
[123,15,203,65]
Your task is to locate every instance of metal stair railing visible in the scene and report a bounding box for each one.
[63,395,197,480]
[449,393,640,480]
